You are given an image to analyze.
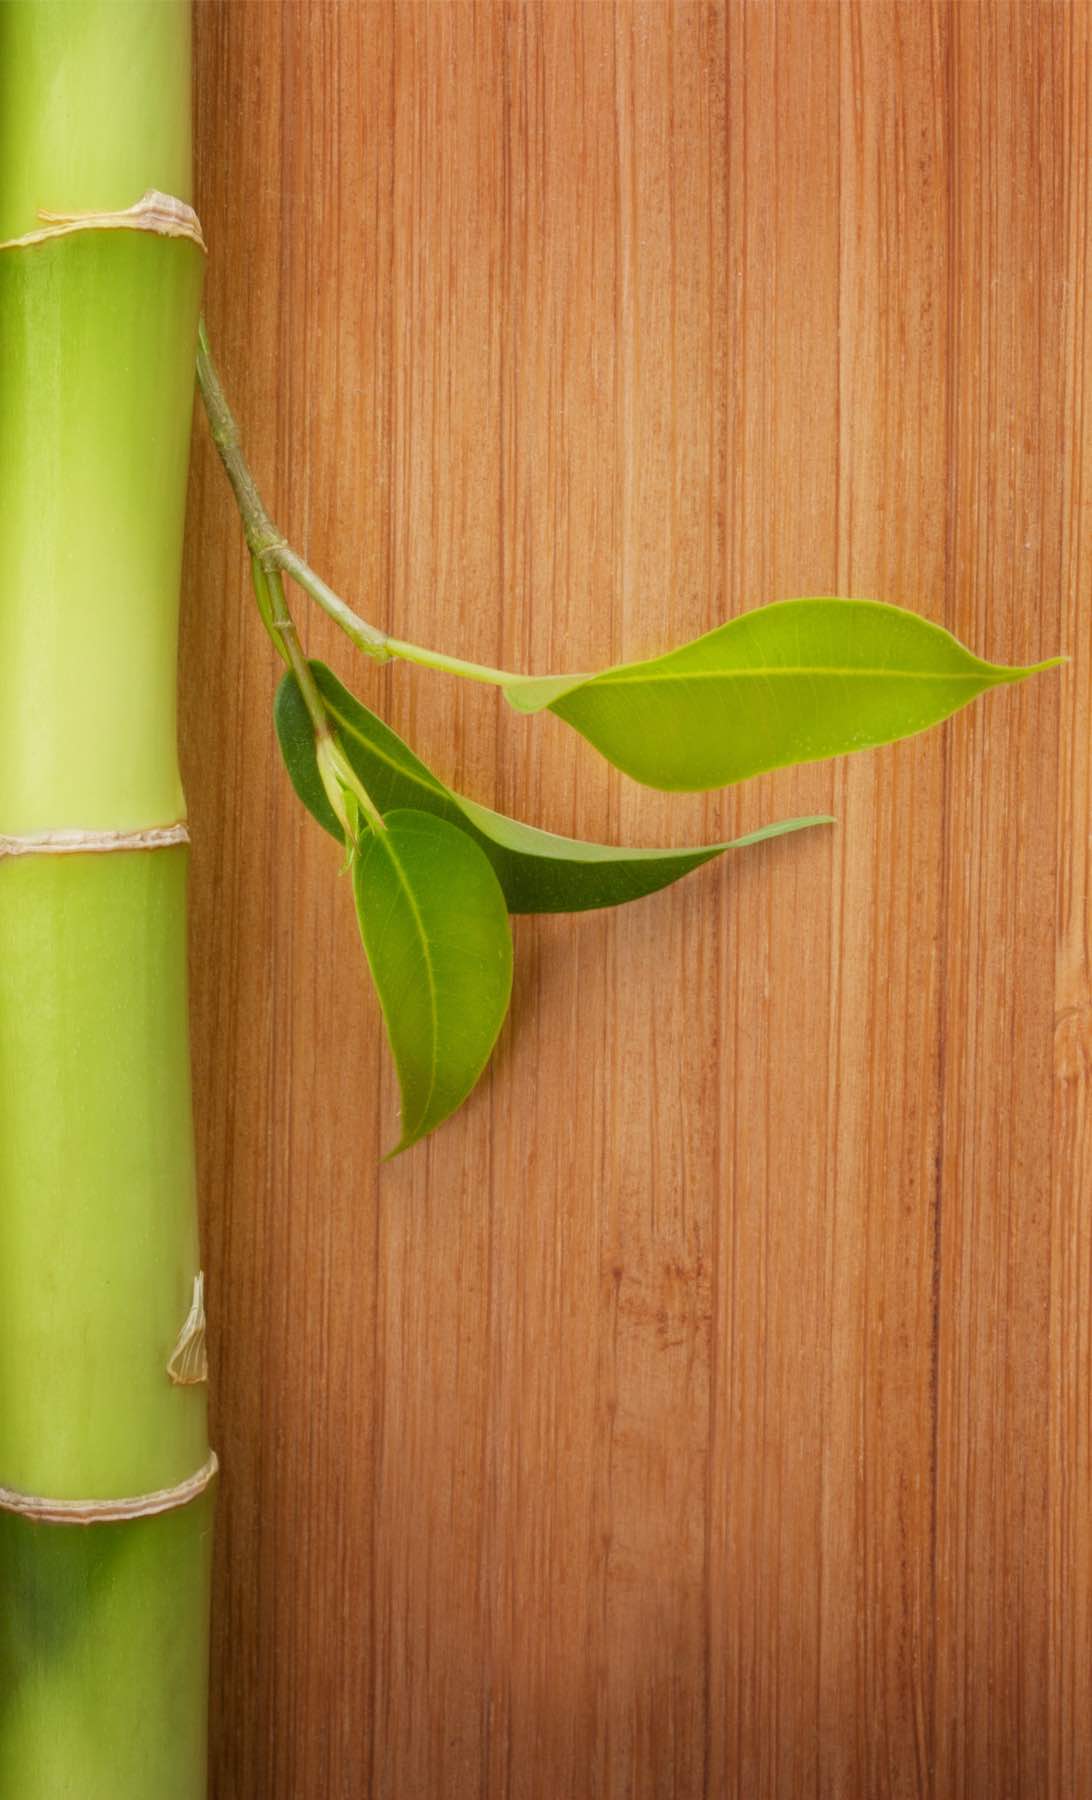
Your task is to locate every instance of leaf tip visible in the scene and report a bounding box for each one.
[382,1124,425,1161]
[996,652,1066,683]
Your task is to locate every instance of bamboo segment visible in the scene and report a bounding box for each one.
[0,1,192,243]
[0,226,203,833]
[0,2,212,1790]
[0,850,206,1501]
[0,1498,212,1800]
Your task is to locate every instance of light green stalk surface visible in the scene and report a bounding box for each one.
[0,1498,213,1800]
[0,1,192,241]
[0,227,203,833]
[0,3,212,1794]
[0,851,205,1498]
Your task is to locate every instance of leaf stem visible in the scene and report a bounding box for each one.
[379,637,519,688]
[274,546,391,662]
[195,319,520,689]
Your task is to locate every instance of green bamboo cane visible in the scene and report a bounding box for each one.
[0,4,213,1793]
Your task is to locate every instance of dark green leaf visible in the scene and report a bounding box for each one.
[275,665,831,913]
[353,809,513,1155]
[501,597,1061,790]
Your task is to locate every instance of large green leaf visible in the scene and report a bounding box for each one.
[275,664,831,913]
[501,597,1061,790]
[353,809,513,1154]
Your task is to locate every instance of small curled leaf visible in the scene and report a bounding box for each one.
[353,810,513,1155]
[275,664,831,914]
[500,597,1061,790]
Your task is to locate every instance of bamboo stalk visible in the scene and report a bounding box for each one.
[0,4,213,1793]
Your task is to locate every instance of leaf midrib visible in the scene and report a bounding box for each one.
[325,694,446,803]
[558,664,1001,689]
[374,826,439,1140]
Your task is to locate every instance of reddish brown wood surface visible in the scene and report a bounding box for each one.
[183,6,1091,1795]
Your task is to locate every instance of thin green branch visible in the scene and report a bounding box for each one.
[195,319,516,687]
[250,559,317,723]
[196,321,283,566]
[274,545,390,662]
[199,329,389,840]
[249,552,290,668]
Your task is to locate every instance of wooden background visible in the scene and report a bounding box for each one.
[182,5,1090,1796]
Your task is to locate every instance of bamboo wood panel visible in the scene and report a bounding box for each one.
[182,5,1091,1796]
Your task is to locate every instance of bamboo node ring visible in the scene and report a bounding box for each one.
[0,1453,219,1526]
[0,823,189,858]
[0,190,207,253]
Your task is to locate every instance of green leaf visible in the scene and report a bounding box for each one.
[352,810,513,1155]
[501,597,1061,790]
[275,664,831,914]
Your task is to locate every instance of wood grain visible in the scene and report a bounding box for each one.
[182,6,1090,1795]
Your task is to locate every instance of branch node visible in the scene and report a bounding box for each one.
[257,537,289,572]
